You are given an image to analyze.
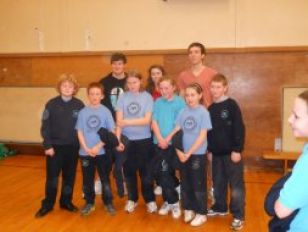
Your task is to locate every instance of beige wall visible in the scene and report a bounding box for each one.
[0,0,308,53]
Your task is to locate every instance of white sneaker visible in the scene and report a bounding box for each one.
[94,180,102,195]
[158,202,170,215]
[154,186,162,195]
[190,214,207,227]
[171,202,181,219]
[184,210,195,223]
[175,185,181,199]
[125,200,137,213]
[146,201,158,213]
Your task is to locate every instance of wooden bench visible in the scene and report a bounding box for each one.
[262,151,300,174]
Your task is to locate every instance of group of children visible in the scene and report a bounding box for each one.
[35,42,246,231]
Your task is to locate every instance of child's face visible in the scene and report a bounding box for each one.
[127,76,141,93]
[159,80,175,100]
[60,81,75,97]
[88,87,104,106]
[188,46,205,65]
[111,60,125,76]
[185,87,202,107]
[150,68,163,85]
[210,81,227,100]
[288,97,308,138]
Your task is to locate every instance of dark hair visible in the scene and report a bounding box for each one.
[299,90,308,113]
[212,73,228,86]
[87,82,104,94]
[188,42,206,55]
[186,82,203,104]
[126,70,145,91]
[110,52,127,64]
[146,65,166,94]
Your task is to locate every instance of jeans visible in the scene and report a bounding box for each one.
[212,154,245,220]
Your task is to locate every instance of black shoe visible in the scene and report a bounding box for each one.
[105,203,116,216]
[60,203,78,212]
[35,207,52,218]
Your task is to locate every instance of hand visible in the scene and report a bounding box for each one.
[116,143,125,152]
[45,148,55,156]
[231,151,241,163]
[207,152,213,161]
[84,147,94,157]
[157,138,168,149]
[90,143,104,156]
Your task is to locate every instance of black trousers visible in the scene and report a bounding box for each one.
[180,155,207,215]
[212,154,245,220]
[123,138,155,203]
[80,155,113,205]
[42,145,79,209]
[107,148,127,197]
[155,146,179,204]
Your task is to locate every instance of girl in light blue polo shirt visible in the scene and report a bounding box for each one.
[173,83,212,227]
[115,70,157,214]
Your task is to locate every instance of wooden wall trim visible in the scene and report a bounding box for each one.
[1,46,308,57]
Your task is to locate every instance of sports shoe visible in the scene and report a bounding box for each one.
[184,210,195,223]
[190,214,207,227]
[80,204,95,216]
[105,203,116,216]
[94,180,102,195]
[231,218,244,231]
[146,201,158,213]
[158,202,170,215]
[207,208,228,216]
[154,185,162,195]
[171,202,181,219]
[124,200,138,213]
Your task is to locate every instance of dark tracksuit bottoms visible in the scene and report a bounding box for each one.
[123,138,155,203]
[80,154,113,205]
[42,145,79,209]
[180,154,207,215]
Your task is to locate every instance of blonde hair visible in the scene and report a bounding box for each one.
[56,74,79,95]
[212,73,228,86]
[126,70,145,91]
[158,77,178,93]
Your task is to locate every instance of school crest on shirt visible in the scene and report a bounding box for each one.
[86,115,101,130]
[183,116,197,131]
[220,110,229,119]
[72,110,79,118]
[127,102,141,115]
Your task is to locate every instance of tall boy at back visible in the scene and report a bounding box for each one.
[99,53,127,197]
[207,74,245,231]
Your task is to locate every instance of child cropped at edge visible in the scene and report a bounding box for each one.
[172,83,212,227]
[76,82,116,216]
[35,74,84,218]
[274,90,308,232]
[207,73,245,231]
[151,77,185,219]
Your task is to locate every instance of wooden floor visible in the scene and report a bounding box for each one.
[0,155,281,232]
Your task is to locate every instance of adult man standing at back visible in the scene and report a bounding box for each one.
[177,42,217,108]
[99,52,127,197]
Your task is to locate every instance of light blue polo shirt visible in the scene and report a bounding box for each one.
[116,91,153,140]
[279,143,308,232]
[76,105,115,156]
[175,105,212,155]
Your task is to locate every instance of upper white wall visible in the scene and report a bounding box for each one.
[0,0,307,53]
